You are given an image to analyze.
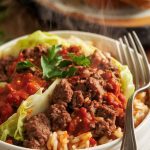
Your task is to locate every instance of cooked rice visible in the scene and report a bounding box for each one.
[113,127,123,138]
[47,132,58,150]
[98,136,112,145]
[69,132,92,149]
[133,92,149,127]
[47,131,92,150]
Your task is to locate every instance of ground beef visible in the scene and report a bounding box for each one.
[23,113,50,149]
[116,113,125,129]
[91,51,103,68]
[84,100,100,114]
[16,66,43,78]
[98,58,120,79]
[23,138,41,149]
[80,68,93,78]
[99,59,110,70]
[22,45,47,66]
[74,79,87,92]
[77,67,96,78]
[93,69,104,79]
[87,77,105,100]
[96,104,116,122]
[0,56,14,81]
[101,70,113,80]
[47,103,71,131]
[0,46,47,82]
[72,90,84,109]
[51,79,73,104]
[92,117,115,138]
[91,104,116,137]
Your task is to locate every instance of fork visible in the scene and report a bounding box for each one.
[118,31,150,150]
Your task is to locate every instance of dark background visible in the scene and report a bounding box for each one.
[0,0,150,61]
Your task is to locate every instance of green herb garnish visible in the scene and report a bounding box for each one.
[16,60,34,70]
[41,55,52,78]
[69,53,91,67]
[48,45,62,61]
[58,60,72,67]
[41,45,78,79]
[41,45,91,80]
[62,67,77,78]
[41,45,63,79]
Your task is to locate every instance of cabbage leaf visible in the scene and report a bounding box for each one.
[111,57,135,100]
[0,79,60,141]
[0,82,7,87]
[1,31,96,58]
[3,31,63,57]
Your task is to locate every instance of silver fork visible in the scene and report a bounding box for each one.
[118,31,150,150]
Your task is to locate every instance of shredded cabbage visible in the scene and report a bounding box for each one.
[0,79,60,141]
[111,57,135,100]
[2,31,96,58]
[4,31,63,57]
[0,82,7,87]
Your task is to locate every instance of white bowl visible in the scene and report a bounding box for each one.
[0,31,150,150]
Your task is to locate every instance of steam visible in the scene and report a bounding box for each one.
[37,0,127,39]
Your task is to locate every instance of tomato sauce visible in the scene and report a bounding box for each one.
[89,137,97,146]
[0,73,46,124]
[59,46,81,59]
[68,107,95,135]
[7,53,24,76]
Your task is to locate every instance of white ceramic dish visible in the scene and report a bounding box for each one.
[0,31,150,150]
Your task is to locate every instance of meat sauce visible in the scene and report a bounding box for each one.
[68,107,95,135]
[46,48,126,137]
[0,45,81,125]
[0,46,48,124]
[0,73,46,124]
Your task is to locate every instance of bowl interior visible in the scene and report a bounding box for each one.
[0,30,149,150]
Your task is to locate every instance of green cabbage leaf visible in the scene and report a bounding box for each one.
[111,57,135,100]
[4,30,63,57]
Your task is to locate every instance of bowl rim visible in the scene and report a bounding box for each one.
[0,30,149,150]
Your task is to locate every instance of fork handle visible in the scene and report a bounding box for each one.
[120,95,137,150]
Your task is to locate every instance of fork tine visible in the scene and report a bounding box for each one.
[117,40,124,64]
[128,33,146,85]
[127,33,146,86]
[122,35,139,89]
[131,31,150,83]
[119,38,129,65]
[120,36,138,150]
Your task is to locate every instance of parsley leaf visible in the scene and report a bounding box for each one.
[47,68,63,79]
[41,45,91,80]
[41,45,62,79]
[16,60,34,70]
[48,45,62,61]
[41,55,52,78]
[62,67,77,78]
[58,60,72,67]
[69,53,91,67]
